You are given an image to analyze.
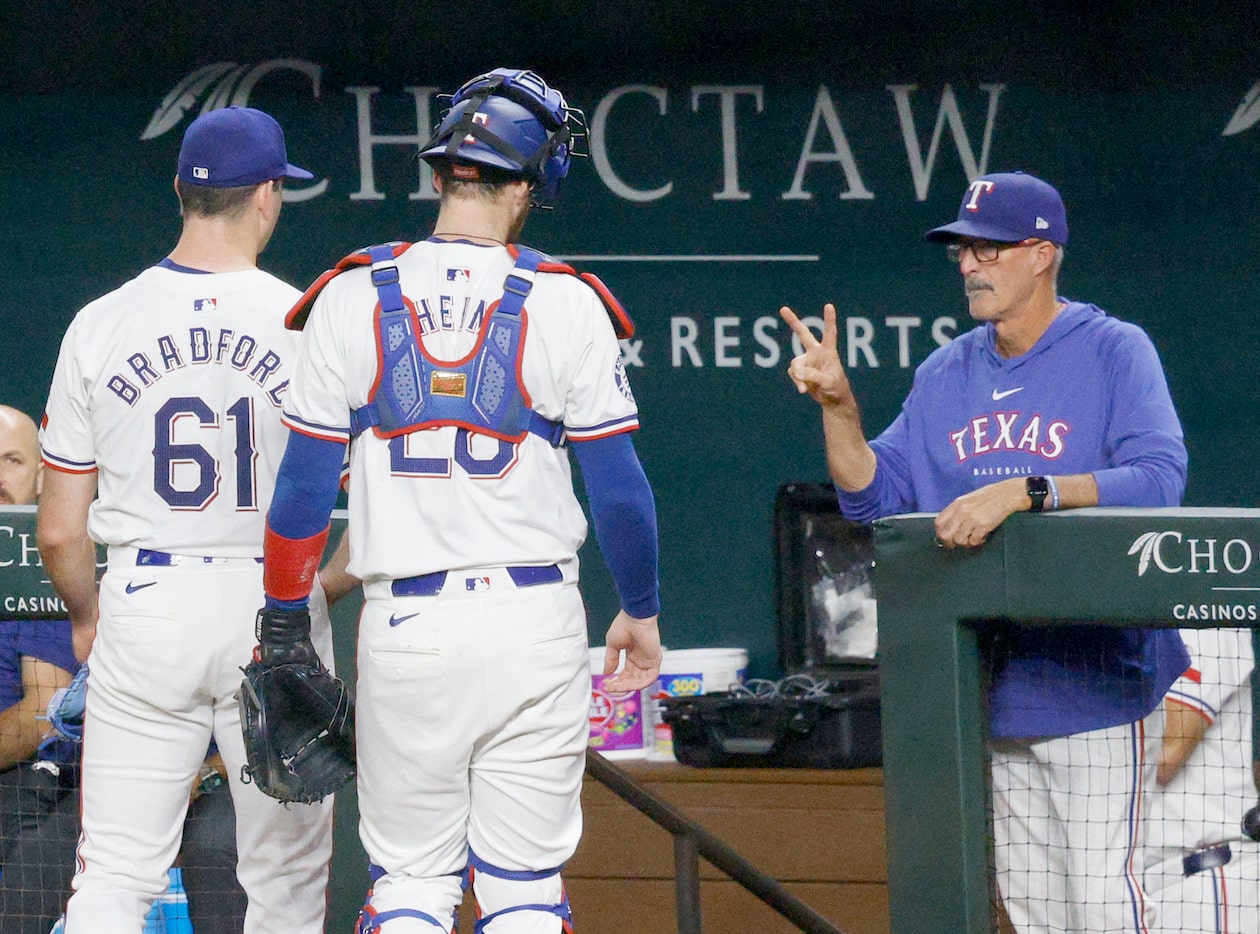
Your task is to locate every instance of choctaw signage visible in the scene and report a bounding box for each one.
[0,508,70,617]
[141,60,1006,207]
[877,509,1260,626]
[137,61,1007,375]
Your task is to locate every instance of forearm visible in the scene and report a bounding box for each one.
[1094,460,1185,507]
[0,703,46,769]
[264,431,345,606]
[1049,473,1099,510]
[572,434,660,618]
[317,529,359,607]
[0,659,74,769]
[41,536,99,627]
[37,468,100,635]
[820,402,876,492]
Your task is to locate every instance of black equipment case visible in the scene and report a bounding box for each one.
[661,482,883,769]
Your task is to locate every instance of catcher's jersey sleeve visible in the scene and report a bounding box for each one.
[281,240,640,581]
[41,266,301,555]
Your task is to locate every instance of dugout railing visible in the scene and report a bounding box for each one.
[874,508,1260,933]
[584,749,846,934]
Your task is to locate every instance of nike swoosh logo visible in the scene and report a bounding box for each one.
[991,387,1024,401]
[125,581,157,594]
[388,613,419,628]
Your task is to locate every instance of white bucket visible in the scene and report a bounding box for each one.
[649,647,749,761]
[588,647,651,759]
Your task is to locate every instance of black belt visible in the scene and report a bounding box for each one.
[1183,842,1232,876]
[391,564,561,597]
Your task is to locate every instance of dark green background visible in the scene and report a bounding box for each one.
[4,3,1260,680]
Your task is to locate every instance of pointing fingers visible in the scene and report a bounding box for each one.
[779,305,818,347]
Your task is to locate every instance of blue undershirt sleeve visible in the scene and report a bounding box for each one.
[571,433,660,618]
[268,431,346,540]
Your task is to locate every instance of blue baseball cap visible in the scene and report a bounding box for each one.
[177,106,313,188]
[925,171,1068,245]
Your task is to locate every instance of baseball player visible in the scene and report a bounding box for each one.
[37,106,336,934]
[783,171,1190,932]
[260,67,662,932]
[1143,628,1260,933]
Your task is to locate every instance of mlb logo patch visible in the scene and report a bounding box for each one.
[193,166,209,180]
[465,576,491,591]
[193,298,217,312]
[446,268,472,283]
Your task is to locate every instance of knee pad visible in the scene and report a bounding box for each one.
[356,906,451,933]
[469,851,573,933]
[354,863,465,933]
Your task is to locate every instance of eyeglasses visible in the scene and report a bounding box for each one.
[946,238,1045,264]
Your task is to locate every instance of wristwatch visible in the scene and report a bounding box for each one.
[1026,476,1050,513]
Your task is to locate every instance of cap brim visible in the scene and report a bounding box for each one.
[924,219,1027,243]
[284,163,314,181]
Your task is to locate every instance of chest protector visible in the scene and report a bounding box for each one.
[349,244,565,446]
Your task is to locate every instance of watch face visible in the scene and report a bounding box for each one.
[1027,476,1049,511]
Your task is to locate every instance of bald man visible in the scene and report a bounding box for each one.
[0,405,42,507]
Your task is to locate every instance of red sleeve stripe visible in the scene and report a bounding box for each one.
[564,416,640,442]
[41,454,97,474]
[281,414,351,443]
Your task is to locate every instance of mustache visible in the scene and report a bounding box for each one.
[964,278,994,294]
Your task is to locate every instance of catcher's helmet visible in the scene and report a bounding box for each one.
[419,68,584,206]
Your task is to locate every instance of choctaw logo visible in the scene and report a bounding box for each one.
[1223,81,1260,136]
[1128,530,1258,577]
[140,60,323,141]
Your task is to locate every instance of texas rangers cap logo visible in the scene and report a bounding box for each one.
[963,179,995,211]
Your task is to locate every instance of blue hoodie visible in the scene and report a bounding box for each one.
[839,301,1191,738]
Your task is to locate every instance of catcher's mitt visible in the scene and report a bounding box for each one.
[239,607,356,804]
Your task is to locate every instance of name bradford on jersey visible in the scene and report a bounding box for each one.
[105,327,289,406]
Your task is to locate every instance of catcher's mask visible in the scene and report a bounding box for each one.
[419,68,586,208]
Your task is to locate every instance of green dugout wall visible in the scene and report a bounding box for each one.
[6,5,1260,678]
[875,508,1260,933]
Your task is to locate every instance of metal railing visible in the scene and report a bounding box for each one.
[584,750,847,934]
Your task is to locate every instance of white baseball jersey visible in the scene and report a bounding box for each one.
[1142,627,1259,934]
[283,239,639,581]
[1146,627,1255,857]
[42,266,299,555]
